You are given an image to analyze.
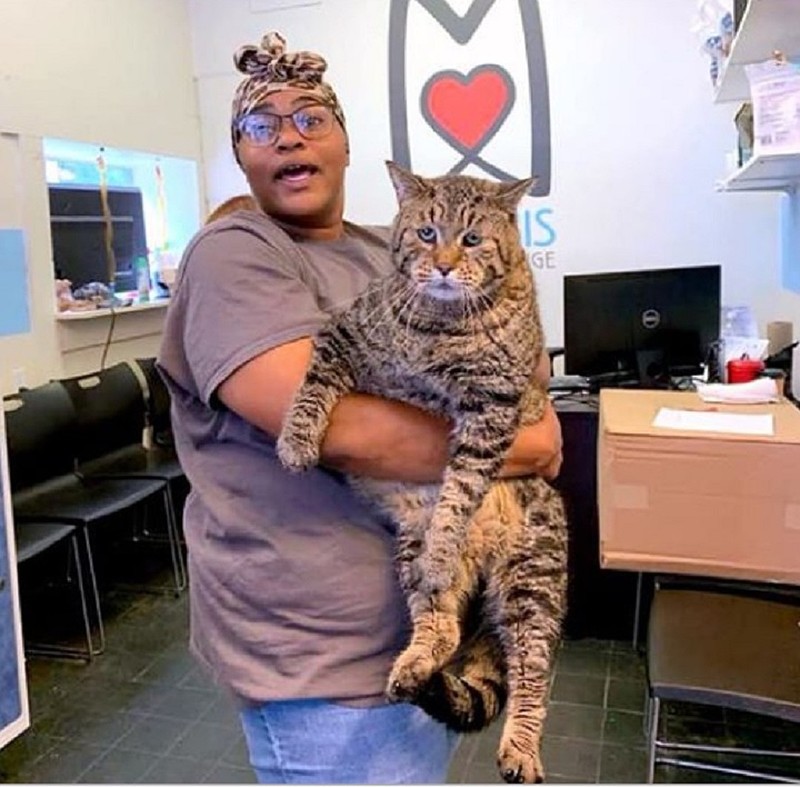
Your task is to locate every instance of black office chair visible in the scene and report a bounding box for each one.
[3,382,178,640]
[646,579,800,783]
[14,520,102,661]
[57,363,186,593]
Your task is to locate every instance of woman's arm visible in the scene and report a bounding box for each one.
[217,337,562,483]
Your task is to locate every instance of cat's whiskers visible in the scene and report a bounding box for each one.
[363,281,417,344]
[400,290,423,348]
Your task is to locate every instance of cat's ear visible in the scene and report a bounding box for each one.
[385,161,428,203]
[495,177,537,210]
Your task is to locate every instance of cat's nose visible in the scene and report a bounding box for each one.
[434,264,453,277]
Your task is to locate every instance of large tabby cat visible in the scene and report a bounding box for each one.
[277,162,567,784]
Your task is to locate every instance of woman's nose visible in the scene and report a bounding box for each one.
[274,117,304,150]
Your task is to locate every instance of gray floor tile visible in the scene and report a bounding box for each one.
[598,742,648,783]
[602,709,647,747]
[132,651,196,686]
[48,709,136,748]
[0,729,59,781]
[139,754,215,784]
[544,702,604,741]
[609,649,646,681]
[167,721,242,761]
[541,736,602,782]
[202,762,257,783]
[15,740,107,784]
[219,733,251,769]
[115,715,190,755]
[460,761,505,783]
[556,646,610,677]
[550,673,606,707]
[607,677,647,713]
[149,684,218,721]
[75,746,156,784]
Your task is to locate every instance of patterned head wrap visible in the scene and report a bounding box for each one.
[230,31,346,152]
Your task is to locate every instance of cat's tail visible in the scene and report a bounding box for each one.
[413,619,507,732]
[414,670,506,732]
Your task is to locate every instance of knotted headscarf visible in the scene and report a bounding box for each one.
[230,31,346,152]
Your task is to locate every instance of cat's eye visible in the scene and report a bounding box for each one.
[462,230,483,247]
[416,226,437,243]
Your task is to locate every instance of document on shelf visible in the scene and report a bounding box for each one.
[652,407,774,436]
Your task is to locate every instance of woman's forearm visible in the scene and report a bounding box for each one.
[320,393,562,483]
[320,394,451,482]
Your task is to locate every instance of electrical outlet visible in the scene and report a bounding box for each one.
[11,368,26,390]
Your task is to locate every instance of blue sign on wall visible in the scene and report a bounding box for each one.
[0,229,31,337]
[0,442,22,731]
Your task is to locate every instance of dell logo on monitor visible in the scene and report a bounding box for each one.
[642,309,661,329]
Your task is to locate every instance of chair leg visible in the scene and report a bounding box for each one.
[79,528,105,656]
[647,695,660,783]
[25,531,102,662]
[70,533,95,660]
[162,487,186,595]
[633,571,644,649]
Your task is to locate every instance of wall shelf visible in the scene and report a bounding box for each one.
[712,0,800,294]
[717,152,800,192]
[714,0,800,103]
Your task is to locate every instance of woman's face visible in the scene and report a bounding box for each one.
[235,88,349,232]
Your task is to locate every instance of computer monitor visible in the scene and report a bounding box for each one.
[49,184,148,290]
[563,264,721,387]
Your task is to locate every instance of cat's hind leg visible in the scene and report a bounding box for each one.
[414,613,506,732]
[386,585,465,704]
[387,509,477,703]
[489,491,568,783]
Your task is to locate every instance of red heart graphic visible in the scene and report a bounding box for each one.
[423,66,513,151]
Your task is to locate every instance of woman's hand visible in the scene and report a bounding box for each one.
[502,400,563,480]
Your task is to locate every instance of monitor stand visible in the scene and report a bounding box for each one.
[636,349,669,389]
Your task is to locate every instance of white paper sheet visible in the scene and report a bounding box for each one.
[652,407,774,436]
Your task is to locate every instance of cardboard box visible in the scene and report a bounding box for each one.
[598,389,800,584]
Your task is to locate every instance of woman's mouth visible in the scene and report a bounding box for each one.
[275,164,319,183]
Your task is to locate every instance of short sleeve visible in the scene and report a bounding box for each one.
[172,221,327,405]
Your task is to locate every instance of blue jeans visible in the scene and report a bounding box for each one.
[239,699,460,783]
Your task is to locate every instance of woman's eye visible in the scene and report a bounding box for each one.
[462,230,482,247]
[417,226,437,243]
[299,113,322,128]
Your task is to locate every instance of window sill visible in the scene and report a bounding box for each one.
[56,295,170,321]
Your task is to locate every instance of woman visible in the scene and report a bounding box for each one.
[157,31,562,784]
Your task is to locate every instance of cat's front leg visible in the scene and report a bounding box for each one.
[276,325,356,472]
[419,399,522,594]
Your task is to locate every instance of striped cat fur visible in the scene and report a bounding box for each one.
[277,162,568,783]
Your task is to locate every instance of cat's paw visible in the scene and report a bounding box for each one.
[497,741,544,784]
[385,649,438,703]
[276,428,321,472]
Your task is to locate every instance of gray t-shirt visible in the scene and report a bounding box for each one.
[157,210,408,705]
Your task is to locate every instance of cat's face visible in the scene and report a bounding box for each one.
[387,163,533,304]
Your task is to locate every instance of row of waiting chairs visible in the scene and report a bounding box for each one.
[4,358,186,661]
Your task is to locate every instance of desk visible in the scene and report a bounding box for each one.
[553,395,638,640]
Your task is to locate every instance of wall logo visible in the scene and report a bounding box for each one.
[388,0,551,196]
[642,309,662,330]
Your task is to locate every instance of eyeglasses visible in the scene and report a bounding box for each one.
[236,104,335,146]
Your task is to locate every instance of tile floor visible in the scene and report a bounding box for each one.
[2,558,800,784]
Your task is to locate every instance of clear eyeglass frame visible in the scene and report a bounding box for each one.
[237,104,335,146]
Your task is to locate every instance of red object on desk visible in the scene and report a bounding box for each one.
[726,357,765,383]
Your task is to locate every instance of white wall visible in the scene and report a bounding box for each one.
[0,0,203,394]
[188,0,800,385]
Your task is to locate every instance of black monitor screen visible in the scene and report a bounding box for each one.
[563,265,721,386]
[49,184,147,290]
